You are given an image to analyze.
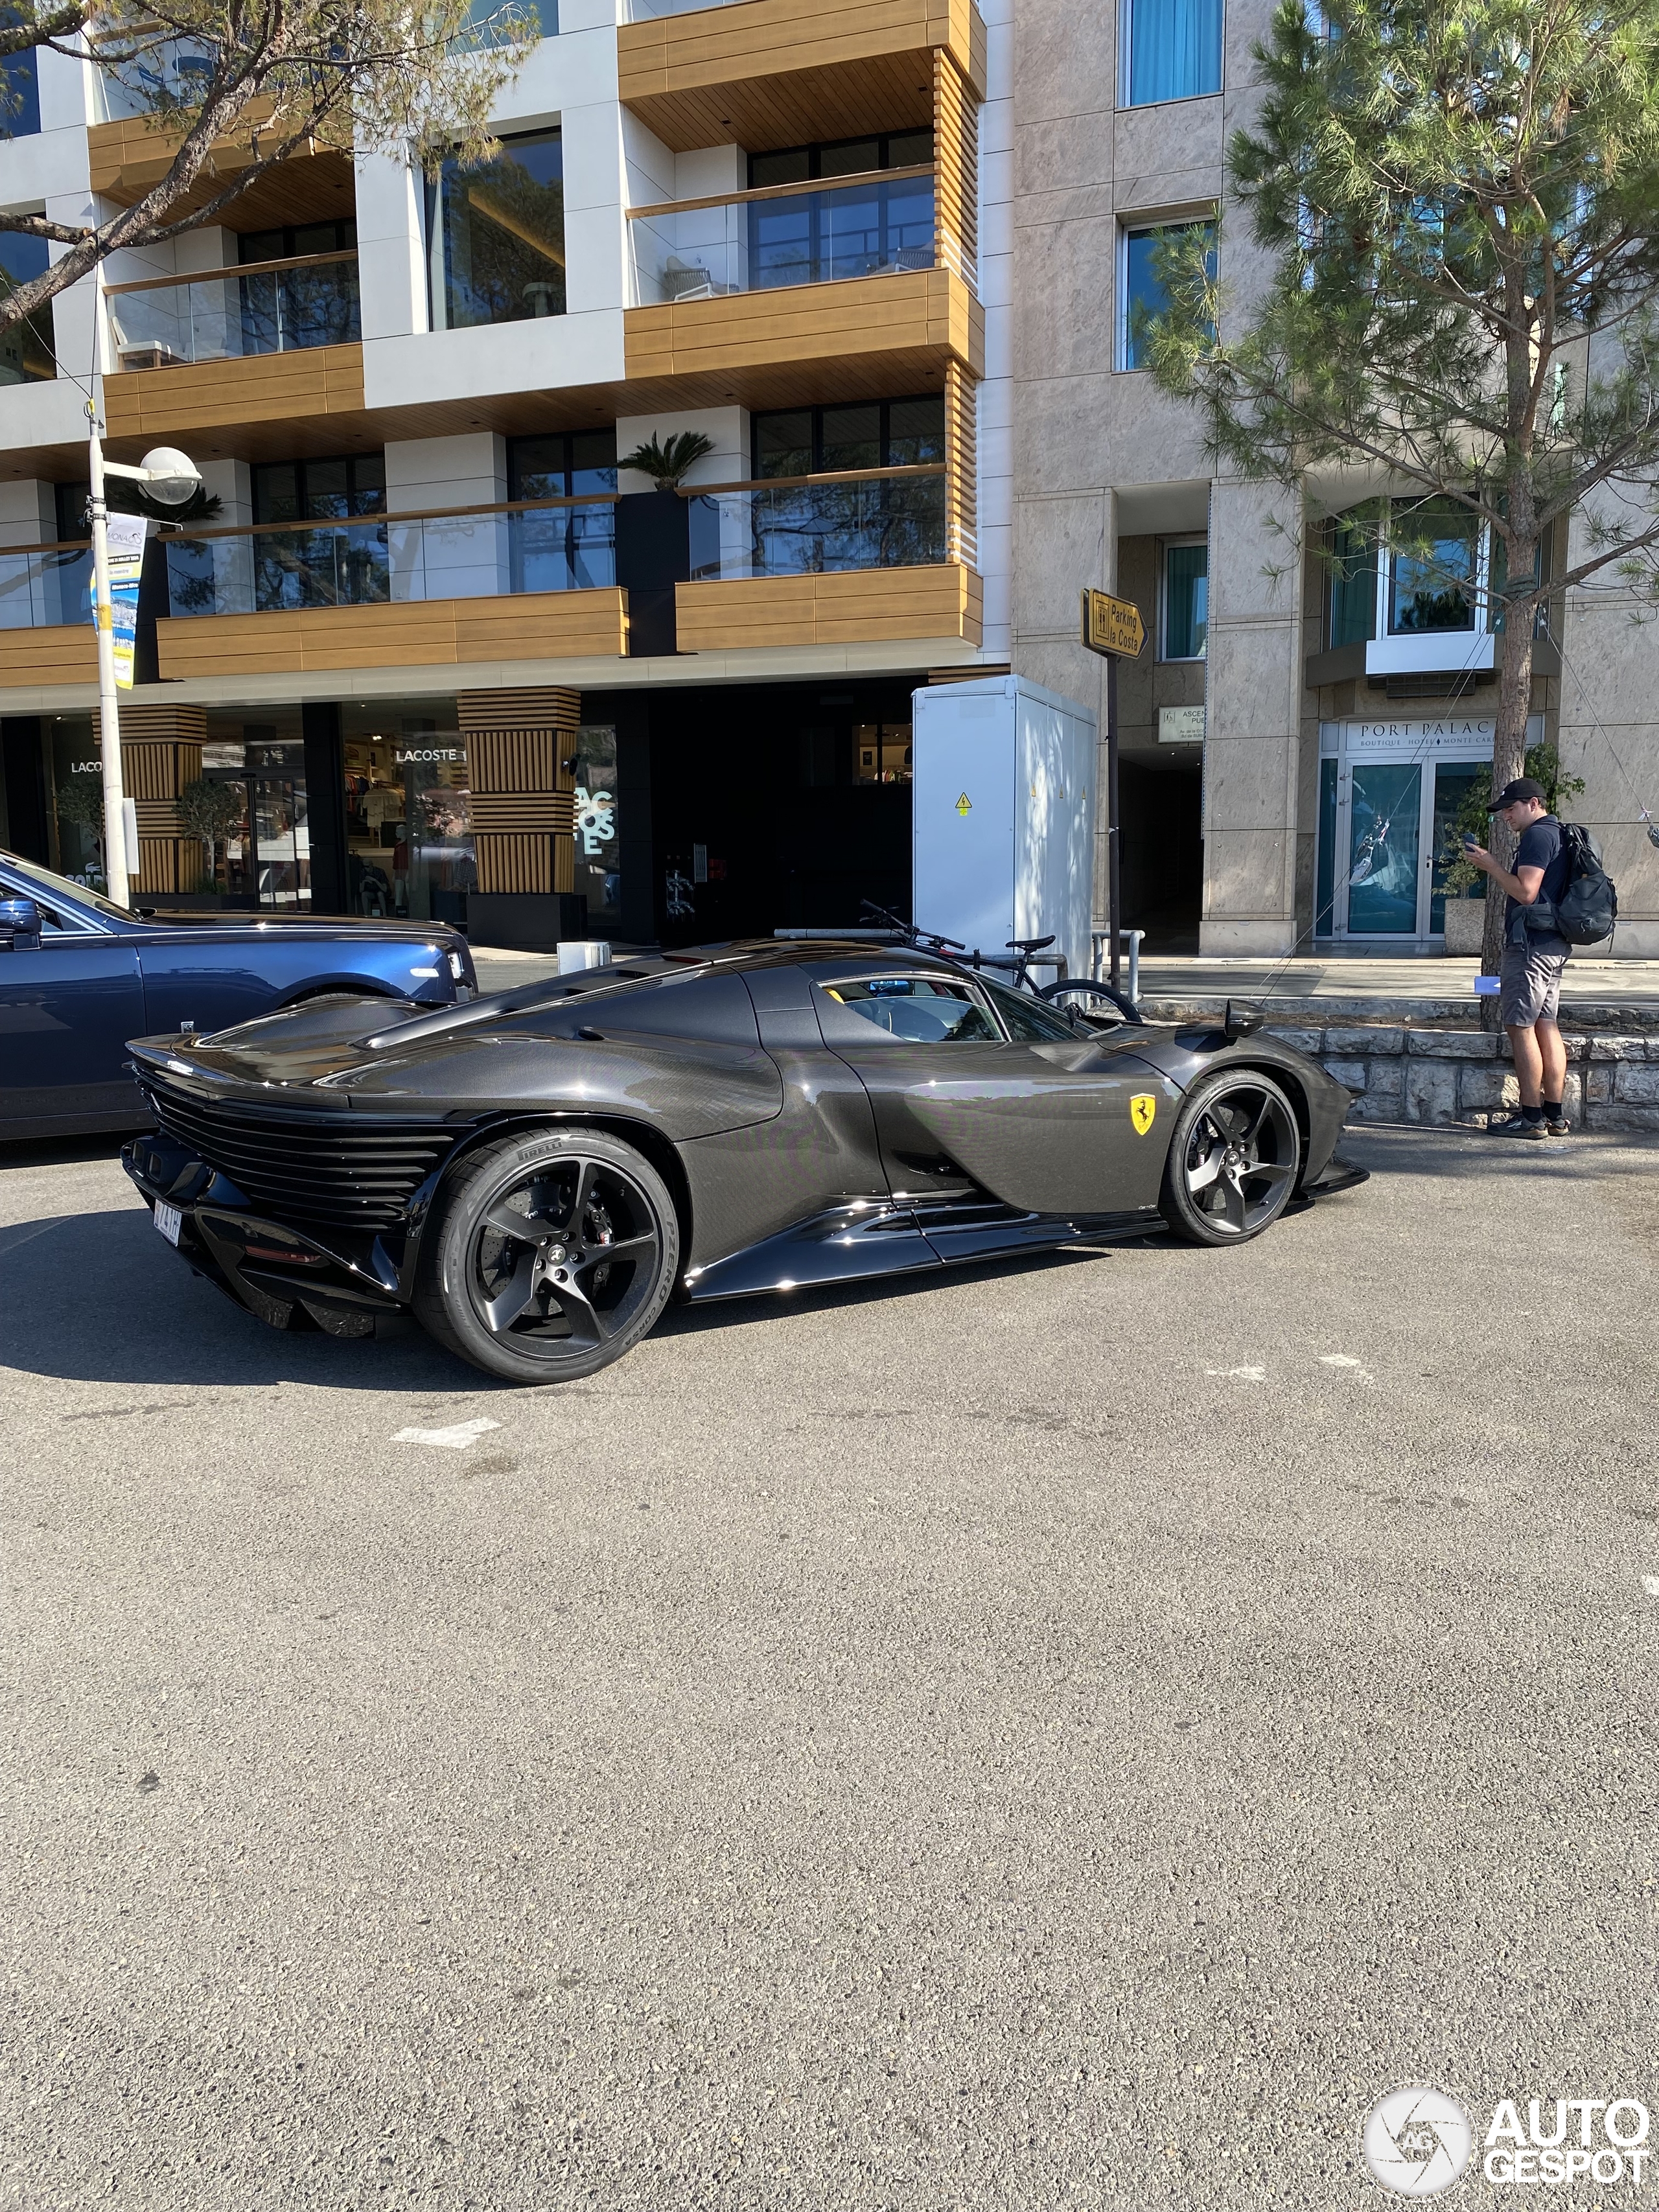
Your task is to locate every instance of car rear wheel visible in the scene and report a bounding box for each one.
[414,1128,679,1381]
[1159,1070,1301,1245]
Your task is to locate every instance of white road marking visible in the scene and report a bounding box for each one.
[1319,1351,1375,1383]
[1642,1576,1659,1599]
[1205,1366,1267,1381]
[393,1417,502,1450]
[0,1217,66,1257]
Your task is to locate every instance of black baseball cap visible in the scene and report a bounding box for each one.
[1489,776,1546,810]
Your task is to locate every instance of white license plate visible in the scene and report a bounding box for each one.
[153,1201,183,1247]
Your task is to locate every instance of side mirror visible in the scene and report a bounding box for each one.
[0,896,41,950]
[1223,999,1264,1040]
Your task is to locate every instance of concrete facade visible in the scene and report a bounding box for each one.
[1006,0,1659,957]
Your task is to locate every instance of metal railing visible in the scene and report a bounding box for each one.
[104,249,360,370]
[686,467,958,579]
[627,168,962,304]
[161,493,618,616]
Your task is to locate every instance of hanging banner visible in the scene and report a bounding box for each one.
[98,515,150,690]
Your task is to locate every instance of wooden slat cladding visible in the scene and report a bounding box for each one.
[102,344,367,443]
[155,591,629,681]
[473,833,561,897]
[96,705,208,894]
[619,0,984,152]
[0,625,97,686]
[942,356,976,567]
[457,688,581,733]
[463,690,581,897]
[624,268,982,383]
[934,49,978,285]
[675,562,981,651]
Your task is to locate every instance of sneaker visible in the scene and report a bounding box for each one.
[1488,1112,1548,1140]
[1546,1112,1572,1137]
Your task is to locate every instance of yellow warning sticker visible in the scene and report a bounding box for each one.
[955,793,972,815]
[1130,1093,1157,1136]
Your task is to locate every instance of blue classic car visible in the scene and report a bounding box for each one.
[0,849,478,1141]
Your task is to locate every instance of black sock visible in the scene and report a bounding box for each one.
[1543,1095,1564,1113]
[1522,1104,1546,1125]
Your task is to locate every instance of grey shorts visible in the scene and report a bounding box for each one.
[1500,941,1568,1028]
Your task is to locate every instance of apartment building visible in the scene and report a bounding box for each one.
[1008,0,1659,956]
[0,0,1009,947]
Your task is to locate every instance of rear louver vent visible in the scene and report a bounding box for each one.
[146,1084,459,1226]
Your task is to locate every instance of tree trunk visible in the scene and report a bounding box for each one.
[1479,561,1537,1031]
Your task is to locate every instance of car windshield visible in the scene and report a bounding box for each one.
[822,976,999,1042]
[0,852,134,924]
[979,976,1082,1042]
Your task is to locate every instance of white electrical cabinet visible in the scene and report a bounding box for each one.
[911,675,1097,981]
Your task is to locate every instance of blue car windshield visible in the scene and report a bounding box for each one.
[0,852,134,924]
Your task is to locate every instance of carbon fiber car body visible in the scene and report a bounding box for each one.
[121,939,1364,1339]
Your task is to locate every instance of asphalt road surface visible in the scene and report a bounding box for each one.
[3,1124,1656,2211]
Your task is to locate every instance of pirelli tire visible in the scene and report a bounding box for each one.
[415,1126,680,1382]
[1158,1069,1302,1247]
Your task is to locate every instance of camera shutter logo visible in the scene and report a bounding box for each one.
[1362,2086,1473,2197]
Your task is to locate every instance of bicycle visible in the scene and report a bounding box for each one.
[857,904,1144,1027]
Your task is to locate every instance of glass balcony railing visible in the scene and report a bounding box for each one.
[161,496,618,618]
[0,542,95,631]
[104,251,360,371]
[628,170,955,304]
[687,469,953,579]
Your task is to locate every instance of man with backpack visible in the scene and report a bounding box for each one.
[1463,776,1574,1138]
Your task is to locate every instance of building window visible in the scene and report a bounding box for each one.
[251,454,388,611]
[0,228,53,384]
[507,430,617,592]
[1387,496,1479,634]
[238,220,360,351]
[1120,220,1215,369]
[1327,505,1380,647]
[1161,539,1207,658]
[1,36,41,136]
[1122,0,1222,106]
[748,132,934,290]
[426,128,564,331]
[751,396,944,478]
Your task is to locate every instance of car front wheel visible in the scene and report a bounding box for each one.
[414,1127,680,1380]
[1159,1070,1301,1245]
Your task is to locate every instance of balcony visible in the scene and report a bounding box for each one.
[104,250,361,373]
[618,0,985,152]
[151,495,627,677]
[629,169,949,306]
[676,463,977,647]
[687,465,955,574]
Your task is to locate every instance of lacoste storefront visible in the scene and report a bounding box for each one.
[1314,713,1543,945]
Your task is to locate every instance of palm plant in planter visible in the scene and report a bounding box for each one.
[618,432,715,492]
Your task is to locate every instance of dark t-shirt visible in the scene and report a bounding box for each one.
[1507,813,1571,954]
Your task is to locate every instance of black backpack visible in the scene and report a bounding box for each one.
[1538,823,1618,946]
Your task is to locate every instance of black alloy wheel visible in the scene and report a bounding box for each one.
[1159,1070,1301,1245]
[415,1128,679,1380]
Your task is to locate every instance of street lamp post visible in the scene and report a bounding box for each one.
[86,413,202,908]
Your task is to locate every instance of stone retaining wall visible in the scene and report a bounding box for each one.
[1255,1023,1659,1130]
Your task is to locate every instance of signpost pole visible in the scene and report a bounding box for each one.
[1080,587,1143,993]
[1106,652,1120,990]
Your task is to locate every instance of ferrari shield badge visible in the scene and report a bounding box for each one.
[1130,1093,1157,1136]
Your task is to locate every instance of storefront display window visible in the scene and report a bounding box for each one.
[571,725,620,929]
[342,725,474,925]
[49,719,104,887]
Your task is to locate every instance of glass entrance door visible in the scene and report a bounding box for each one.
[1328,750,1492,940]
[1344,760,1422,935]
